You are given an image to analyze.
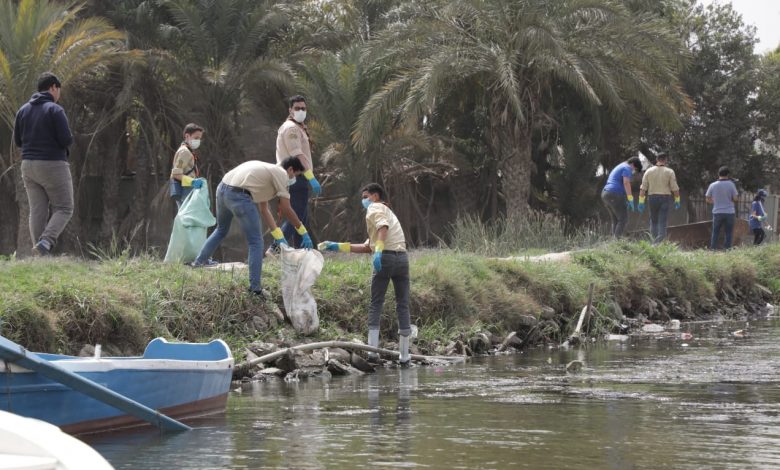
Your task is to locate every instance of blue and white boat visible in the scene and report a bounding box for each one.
[0,337,233,435]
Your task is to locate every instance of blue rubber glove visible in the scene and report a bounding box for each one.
[674,201,681,210]
[637,202,645,213]
[301,232,313,249]
[192,179,203,189]
[320,241,340,251]
[309,178,322,196]
[626,200,635,212]
[372,251,382,272]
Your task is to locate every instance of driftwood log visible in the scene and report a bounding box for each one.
[233,341,466,379]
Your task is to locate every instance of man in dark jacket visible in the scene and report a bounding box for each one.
[13,72,74,255]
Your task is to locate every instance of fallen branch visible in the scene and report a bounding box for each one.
[233,341,466,378]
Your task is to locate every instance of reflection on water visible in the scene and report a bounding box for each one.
[89,319,780,469]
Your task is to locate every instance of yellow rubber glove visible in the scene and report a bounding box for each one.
[270,227,287,246]
[303,170,321,196]
[181,175,194,187]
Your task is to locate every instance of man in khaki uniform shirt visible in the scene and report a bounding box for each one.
[318,183,412,367]
[270,95,322,252]
[638,153,681,244]
[192,158,313,298]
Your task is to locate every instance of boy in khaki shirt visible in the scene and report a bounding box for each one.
[319,183,412,367]
[169,123,205,210]
[638,153,680,244]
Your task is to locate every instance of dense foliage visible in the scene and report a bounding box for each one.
[0,0,777,255]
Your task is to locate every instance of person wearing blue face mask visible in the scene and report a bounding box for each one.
[191,157,313,298]
[318,183,412,367]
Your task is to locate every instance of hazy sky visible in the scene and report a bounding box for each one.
[699,0,780,53]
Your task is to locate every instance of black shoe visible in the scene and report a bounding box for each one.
[32,241,51,256]
[190,258,219,267]
[249,288,269,301]
[399,360,412,369]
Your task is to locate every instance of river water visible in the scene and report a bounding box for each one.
[88,319,780,469]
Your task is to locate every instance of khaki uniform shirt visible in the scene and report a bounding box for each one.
[222,161,290,203]
[170,145,198,178]
[640,165,679,195]
[275,119,312,171]
[366,203,406,252]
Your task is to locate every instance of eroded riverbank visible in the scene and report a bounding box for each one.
[1,241,779,364]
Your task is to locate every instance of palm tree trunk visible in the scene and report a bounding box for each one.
[492,123,532,219]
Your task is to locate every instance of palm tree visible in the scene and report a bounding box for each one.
[158,0,293,173]
[0,0,130,254]
[355,0,691,218]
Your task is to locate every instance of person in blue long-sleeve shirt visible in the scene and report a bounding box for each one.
[601,157,643,237]
[13,72,74,256]
[750,189,768,245]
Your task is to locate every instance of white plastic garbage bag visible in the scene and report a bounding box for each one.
[280,246,324,335]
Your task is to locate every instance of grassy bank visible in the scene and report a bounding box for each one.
[2,241,779,361]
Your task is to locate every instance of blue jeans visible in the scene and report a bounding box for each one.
[711,213,735,250]
[195,183,263,291]
[648,195,671,244]
[279,175,309,248]
[170,179,192,211]
[369,251,411,336]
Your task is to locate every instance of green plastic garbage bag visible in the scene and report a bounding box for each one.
[164,178,216,264]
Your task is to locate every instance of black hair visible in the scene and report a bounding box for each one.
[755,190,768,202]
[37,72,61,92]
[361,183,386,201]
[627,156,642,171]
[718,166,730,177]
[280,156,305,172]
[655,152,668,161]
[288,95,306,108]
[183,123,204,136]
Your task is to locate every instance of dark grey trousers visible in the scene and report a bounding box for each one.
[21,160,74,248]
[601,190,628,237]
[369,251,411,336]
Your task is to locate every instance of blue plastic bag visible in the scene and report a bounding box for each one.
[164,178,216,263]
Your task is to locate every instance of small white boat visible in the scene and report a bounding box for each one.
[0,410,113,469]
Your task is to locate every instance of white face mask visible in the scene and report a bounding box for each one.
[188,139,201,150]
[288,177,297,186]
[293,110,306,123]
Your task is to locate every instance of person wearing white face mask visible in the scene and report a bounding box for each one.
[169,123,205,210]
[268,95,322,255]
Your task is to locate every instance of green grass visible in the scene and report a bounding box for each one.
[448,212,608,257]
[2,241,780,361]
